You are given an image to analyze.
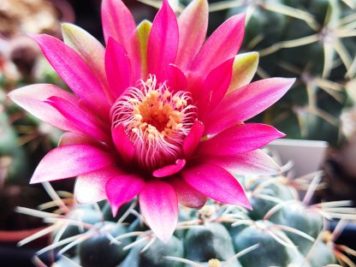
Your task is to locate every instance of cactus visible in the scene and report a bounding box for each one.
[0,90,30,184]
[0,88,62,186]
[140,0,355,146]
[78,222,131,267]
[0,47,63,187]
[0,0,65,187]
[174,0,356,146]
[16,170,356,267]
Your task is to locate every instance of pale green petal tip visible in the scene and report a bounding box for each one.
[228,51,260,92]
[234,51,260,67]
[61,22,79,33]
[61,23,89,41]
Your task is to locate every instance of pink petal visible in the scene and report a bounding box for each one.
[111,125,135,163]
[31,145,114,184]
[167,64,187,92]
[46,96,108,142]
[170,178,206,208]
[199,123,285,157]
[197,58,234,116]
[139,181,178,242]
[204,149,281,175]
[34,34,110,118]
[105,38,131,99]
[183,120,205,157]
[206,78,295,134]
[75,168,113,203]
[147,0,179,81]
[8,84,79,132]
[59,132,97,147]
[101,0,140,79]
[101,0,136,44]
[176,0,208,70]
[190,14,245,73]
[152,159,186,178]
[61,23,111,103]
[182,163,250,208]
[106,169,145,215]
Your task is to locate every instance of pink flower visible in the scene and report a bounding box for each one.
[9,0,294,241]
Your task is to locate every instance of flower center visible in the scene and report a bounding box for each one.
[111,75,196,169]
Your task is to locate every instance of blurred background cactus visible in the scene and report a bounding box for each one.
[0,0,72,232]
[198,0,356,147]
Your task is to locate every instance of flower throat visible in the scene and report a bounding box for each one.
[111,75,196,169]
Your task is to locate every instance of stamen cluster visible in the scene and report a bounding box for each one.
[111,76,196,169]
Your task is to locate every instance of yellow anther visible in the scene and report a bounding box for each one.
[174,97,187,109]
[163,90,171,99]
[134,114,143,121]
[148,133,155,140]
[176,123,183,129]
[131,128,139,134]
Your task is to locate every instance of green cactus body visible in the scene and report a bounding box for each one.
[0,112,29,183]
[286,246,312,267]
[55,205,103,255]
[128,218,149,232]
[102,202,137,223]
[175,207,193,239]
[307,240,336,267]
[119,236,184,267]
[78,222,131,267]
[49,189,343,267]
[184,223,238,264]
[227,0,287,49]
[248,180,296,220]
[269,203,323,254]
[232,220,292,267]
[224,206,250,233]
